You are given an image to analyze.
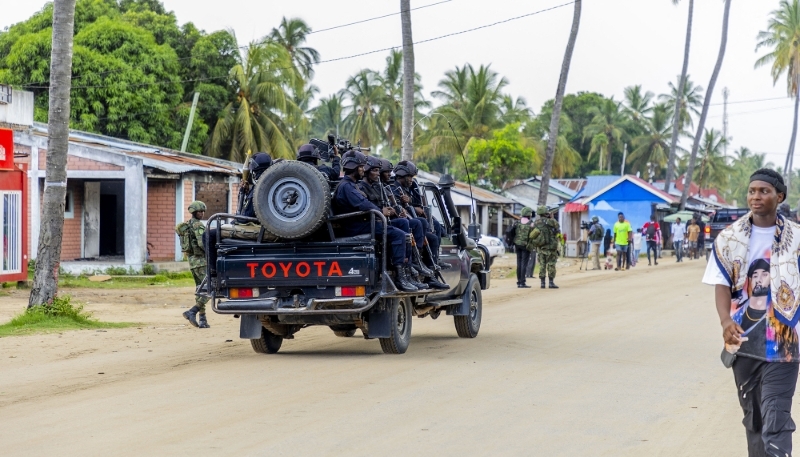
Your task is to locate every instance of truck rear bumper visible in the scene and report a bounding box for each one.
[214,296,375,315]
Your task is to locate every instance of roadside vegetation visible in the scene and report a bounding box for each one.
[58,270,195,289]
[0,295,136,337]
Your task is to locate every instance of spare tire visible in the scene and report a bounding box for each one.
[253,160,331,239]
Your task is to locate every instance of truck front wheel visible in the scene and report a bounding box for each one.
[454,274,482,338]
[251,327,283,354]
[379,297,412,354]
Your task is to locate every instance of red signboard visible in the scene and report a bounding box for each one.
[0,128,13,170]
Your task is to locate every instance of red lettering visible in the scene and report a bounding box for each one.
[296,262,310,278]
[279,262,293,278]
[261,263,276,278]
[328,261,342,277]
[247,263,258,278]
[314,261,325,276]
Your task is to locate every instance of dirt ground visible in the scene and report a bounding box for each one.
[0,255,759,456]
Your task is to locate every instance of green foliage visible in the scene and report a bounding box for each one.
[465,123,539,191]
[141,264,156,275]
[0,295,134,336]
[104,266,129,275]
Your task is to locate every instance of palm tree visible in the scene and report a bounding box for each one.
[728,147,773,205]
[623,85,655,122]
[286,82,319,150]
[659,76,704,130]
[401,0,416,161]
[680,0,732,210]
[628,104,673,179]
[756,0,800,190]
[588,133,610,171]
[207,41,300,162]
[30,0,77,308]
[583,99,627,172]
[500,95,533,124]
[380,50,430,158]
[539,0,582,206]
[343,69,386,148]
[310,93,345,139]
[269,17,320,79]
[693,128,730,191]
[665,0,695,192]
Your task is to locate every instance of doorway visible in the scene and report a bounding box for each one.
[99,181,125,256]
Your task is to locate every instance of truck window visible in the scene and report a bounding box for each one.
[425,189,447,229]
[714,210,748,223]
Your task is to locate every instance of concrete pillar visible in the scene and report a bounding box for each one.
[124,159,146,266]
[481,205,489,237]
[175,178,184,261]
[29,145,39,259]
[497,207,504,238]
[83,182,100,258]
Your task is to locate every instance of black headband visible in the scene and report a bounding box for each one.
[750,174,787,194]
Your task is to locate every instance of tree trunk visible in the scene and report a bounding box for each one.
[400,0,415,161]
[680,0,731,210]
[665,0,694,192]
[785,91,799,191]
[539,0,582,206]
[29,0,77,308]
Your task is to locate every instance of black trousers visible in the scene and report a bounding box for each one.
[646,240,658,264]
[732,357,799,456]
[515,247,530,285]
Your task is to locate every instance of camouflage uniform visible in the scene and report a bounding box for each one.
[514,207,534,288]
[529,205,560,288]
[186,217,209,313]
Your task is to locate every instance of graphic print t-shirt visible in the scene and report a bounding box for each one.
[703,225,800,362]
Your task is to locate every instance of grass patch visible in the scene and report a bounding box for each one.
[59,271,194,289]
[0,295,136,337]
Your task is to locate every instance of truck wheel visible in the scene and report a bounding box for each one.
[250,327,283,354]
[379,297,412,354]
[253,160,331,239]
[454,274,482,338]
[479,246,493,268]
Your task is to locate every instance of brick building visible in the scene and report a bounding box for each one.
[12,124,241,272]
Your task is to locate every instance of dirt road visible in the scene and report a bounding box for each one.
[0,258,754,456]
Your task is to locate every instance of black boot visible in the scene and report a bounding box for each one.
[183,306,200,327]
[198,313,210,328]
[540,278,546,289]
[412,246,435,277]
[424,273,450,290]
[405,266,428,290]
[394,267,418,292]
[549,278,559,289]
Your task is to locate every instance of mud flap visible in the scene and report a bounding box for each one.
[240,314,263,339]
[366,298,392,339]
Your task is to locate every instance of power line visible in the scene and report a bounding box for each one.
[16,0,454,88]
[709,95,790,106]
[22,2,575,91]
[707,104,795,119]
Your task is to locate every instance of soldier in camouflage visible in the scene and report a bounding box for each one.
[182,201,211,328]
[529,205,560,289]
[513,207,535,288]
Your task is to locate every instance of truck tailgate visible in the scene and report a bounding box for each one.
[219,254,373,287]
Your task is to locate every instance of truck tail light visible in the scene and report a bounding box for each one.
[704,226,710,234]
[335,286,365,297]
[229,288,259,299]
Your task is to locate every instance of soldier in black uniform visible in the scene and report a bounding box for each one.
[238,151,272,219]
[297,143,340,181]
[332,151,419,292]
[391,162,443,268]
[359,157,447,290]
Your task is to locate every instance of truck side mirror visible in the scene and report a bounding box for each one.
[468,223,481,240]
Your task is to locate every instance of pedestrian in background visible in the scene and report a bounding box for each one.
[510,207,535,288]
[642,215,661,266]
[603,228,612,256]
[672,217,686,262]
[632,228,643,267]
[587,216,604,270]
[177,201,211,329]
[613,212,632,271]
[695,213,707,260]
[687,219,700,260]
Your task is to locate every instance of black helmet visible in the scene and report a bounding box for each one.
[364,156,382,172]
[342,151,367,171]
[394,162,413,177]
[249,152,272,181]
[397,160,418,176]
[380,159,393,173]
[297,143,321,162]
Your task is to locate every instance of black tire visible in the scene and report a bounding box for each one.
[478,246,493,268]
[252,160,331,239]
[250,327,283,354]
[455,274,482,338]
[379,297,412,354]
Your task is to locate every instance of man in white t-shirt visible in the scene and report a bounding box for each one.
[672,217,686,262]
[702,168,800,456]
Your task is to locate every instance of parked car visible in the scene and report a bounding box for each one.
[478,235,505,267]
[704,208,749,260]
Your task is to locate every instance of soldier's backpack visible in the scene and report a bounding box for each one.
[589,223,604,241]
[175,221,193,255]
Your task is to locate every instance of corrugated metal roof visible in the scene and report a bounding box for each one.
[31,123,241,175]
[556,179,586,192]
[416,170,514,204]
[570,175,620,202]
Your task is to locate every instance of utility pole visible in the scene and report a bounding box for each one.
[722,87,729,156]
[620,143,627,175]
[180,92,200,153]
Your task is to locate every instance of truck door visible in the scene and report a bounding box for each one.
[425,188,461,288]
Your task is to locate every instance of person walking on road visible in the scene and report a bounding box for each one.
[587,216,604,270]
[177,201,211,329]
[695,213,707,260]
[642,215,661,266]
[703,168,800,457]
[613,213,632,270]
[687,219,700,260]
[632,228,642,267]
[672,217,686,262]
[530,205,560,289]
[511,207,535,288]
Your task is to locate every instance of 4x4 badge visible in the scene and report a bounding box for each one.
[348,268,360,275]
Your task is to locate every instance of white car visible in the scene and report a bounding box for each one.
[478,235,505,266]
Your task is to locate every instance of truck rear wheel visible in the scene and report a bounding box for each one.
[454,274,482,338]
[251,327,283,354]
[252,160,331,239]
[379,297,412,354]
